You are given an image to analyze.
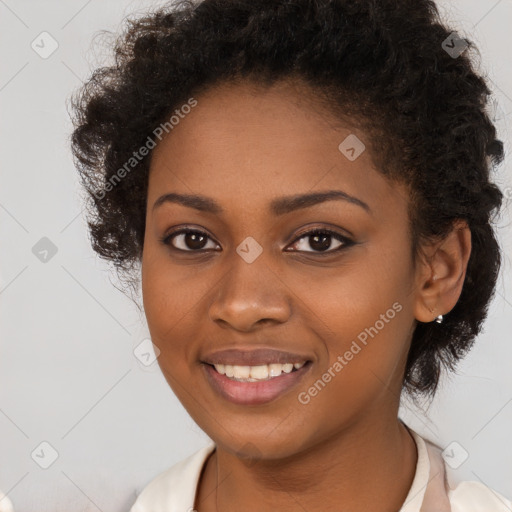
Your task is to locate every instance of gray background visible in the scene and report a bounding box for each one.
[1,0,511,511]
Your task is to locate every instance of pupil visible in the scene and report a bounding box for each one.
[187,232,207,250]
[310,233,330,251]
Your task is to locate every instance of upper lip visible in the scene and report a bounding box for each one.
[202,348,311,366]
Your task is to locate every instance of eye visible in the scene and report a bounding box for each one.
[286,228,353,254]
[160,228,220,252]
[160,227,354,255]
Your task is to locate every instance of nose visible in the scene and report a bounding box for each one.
[207,252,292,332]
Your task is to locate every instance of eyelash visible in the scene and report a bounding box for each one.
[159,227,354,256]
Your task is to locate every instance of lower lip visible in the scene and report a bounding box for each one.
[202,362,312,406]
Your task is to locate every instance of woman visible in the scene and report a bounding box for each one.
[70,0,511,510]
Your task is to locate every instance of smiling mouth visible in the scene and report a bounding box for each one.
[208,361,308,382]
[202,359,313,405]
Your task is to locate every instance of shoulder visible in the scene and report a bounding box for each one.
[447,475,512,512]
[421,434,512,512]
[0,490,14,512]
[130,442,216,512]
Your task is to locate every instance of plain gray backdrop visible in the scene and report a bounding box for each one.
[1,0,511,511]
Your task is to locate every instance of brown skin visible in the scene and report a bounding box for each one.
[141,79,471,512]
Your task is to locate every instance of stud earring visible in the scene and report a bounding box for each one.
[428,307,444,324]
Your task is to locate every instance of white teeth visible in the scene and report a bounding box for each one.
[268,363,283,377]
[234,365,251,379]
[249,365,268,379]
[212,361,307,381]
[282,363,293,373]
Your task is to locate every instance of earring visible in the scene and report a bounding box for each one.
[428,307,444,324]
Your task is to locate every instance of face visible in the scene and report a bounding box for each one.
[142,79,420,460]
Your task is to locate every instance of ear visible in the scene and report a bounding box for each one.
[414,219,472,323]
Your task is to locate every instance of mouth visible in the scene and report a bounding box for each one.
[201,360,313,405]
[210,361,307,381]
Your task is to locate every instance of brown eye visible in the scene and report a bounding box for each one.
[287,229,353,254]
[162,229,219,252]
[160,227,354,255]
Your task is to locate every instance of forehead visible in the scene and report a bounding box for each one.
[148,80,407,216]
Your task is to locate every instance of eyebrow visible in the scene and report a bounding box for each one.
[152,190,371,216]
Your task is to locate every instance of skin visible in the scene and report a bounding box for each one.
[141,79,471,512]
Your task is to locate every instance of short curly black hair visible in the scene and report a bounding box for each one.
[70,0,505,402]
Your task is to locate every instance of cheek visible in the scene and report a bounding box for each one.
[305,246,413,387]
[141,259,199,401]
[141,245,221,386]
[296,296,410,428]
[142,244,205,333]
[141,249,192,361]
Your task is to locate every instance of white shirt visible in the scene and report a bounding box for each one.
[129,426,512,512]
[0,490,14,512]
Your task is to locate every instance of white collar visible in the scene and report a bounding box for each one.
[131,426,450,512]
[399,427,452,512]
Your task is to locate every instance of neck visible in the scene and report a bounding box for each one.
[197,413,418,512]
